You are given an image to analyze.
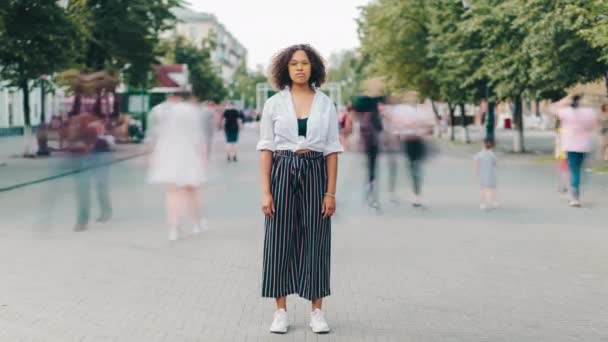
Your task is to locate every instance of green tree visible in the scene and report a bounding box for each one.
[358,0,438,98]
[570,0,608,88]
[465,0,607,151]
[0,0,81,133]
[81,0,182,87]
[326,49,368,105]
[458,0,532,151]
[159,36,227,103]
[427,0,490,142]
[226,63,268,108]
[358,0,607,152]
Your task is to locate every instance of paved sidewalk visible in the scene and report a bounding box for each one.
[0,136,148,191]
[0,136,24,162]
[0,128,607,341]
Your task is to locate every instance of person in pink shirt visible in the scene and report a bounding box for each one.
[552,95,599,207]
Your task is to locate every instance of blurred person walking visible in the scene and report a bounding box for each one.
[257,44,342,334]
[147,91,209,241]
[393,103,435,208]
[554,119,569,194]
[64,113,113,231]
[338,105,353,150]
[221,104,244,162]
[380,102,405,204]
[599,104,608,161]
[190,97,215,162]
[353,96,384,209]
[551,95,599,207]
[474,139,499,210]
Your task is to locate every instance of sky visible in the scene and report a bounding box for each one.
[187,0,371,70]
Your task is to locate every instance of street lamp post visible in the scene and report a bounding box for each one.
[256,83,271,113]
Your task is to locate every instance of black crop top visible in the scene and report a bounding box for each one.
[297,117,308,137]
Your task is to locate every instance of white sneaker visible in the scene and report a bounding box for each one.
[168,228,179,241]
[192,225,201,235]
[480,203,488,210]
[569,200,581,207]
[269,309,288,334]
[309,309,330,334]
[192,219,209,235]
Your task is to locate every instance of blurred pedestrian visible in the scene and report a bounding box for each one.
[554,119,569,194]
[147,91,208,241]
[551,95,599,207]
[379,102,403,203]
[221,104,244,162]
[338,105,353,149]
[189,97,214,162]
[353,96,384,209]
[394,103,435,207]
[599,103,608,161]
[64,113,112,231]
[257,44,342,334]
[474,138,499,210]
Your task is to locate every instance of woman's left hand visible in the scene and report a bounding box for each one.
[322,196,336,219]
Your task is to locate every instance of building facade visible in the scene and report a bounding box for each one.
[169,8,247,83]
[0,82,66,135]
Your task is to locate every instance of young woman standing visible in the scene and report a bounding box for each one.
[257,44,342,334]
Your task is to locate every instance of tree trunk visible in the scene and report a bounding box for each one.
[22,80,31,127]
[485,86,496,144]
[459,103,470,143]
[449,103,456,141]
[21,80,36,156]
[431,100,442,138]
[486,100,496,143]
[430,100,441,120]
[512,95,525,153]
[40,81,46,124]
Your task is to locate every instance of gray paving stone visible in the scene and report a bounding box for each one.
[1,129,607,341]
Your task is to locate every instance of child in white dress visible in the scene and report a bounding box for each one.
[474,139,498,210]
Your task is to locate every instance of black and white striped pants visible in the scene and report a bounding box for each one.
[262,150,331,300]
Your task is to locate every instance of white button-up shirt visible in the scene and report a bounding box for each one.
[256,89,344,156]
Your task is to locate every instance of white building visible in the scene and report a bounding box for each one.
[169,8,247,82]
[0,82,66,135]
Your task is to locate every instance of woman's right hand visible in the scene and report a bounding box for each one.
[261,192,275,217]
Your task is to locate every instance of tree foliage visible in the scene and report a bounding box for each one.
[226,63,268,108]
[79,0,183,87]
[158,36,227,103]
[0,0,82,126]
[358,0,608,151]
[326,49,368,104]
[358,0,437,97]
[359,0,608,102]
[574,1,608,64]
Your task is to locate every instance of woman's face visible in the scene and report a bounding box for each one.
[288,50,312,86]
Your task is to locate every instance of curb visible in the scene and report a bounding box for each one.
[0,152,148,193]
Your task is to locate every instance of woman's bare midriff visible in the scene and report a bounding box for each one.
[295,149,312,154]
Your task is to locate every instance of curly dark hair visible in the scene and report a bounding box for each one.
[268,44,327,90]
